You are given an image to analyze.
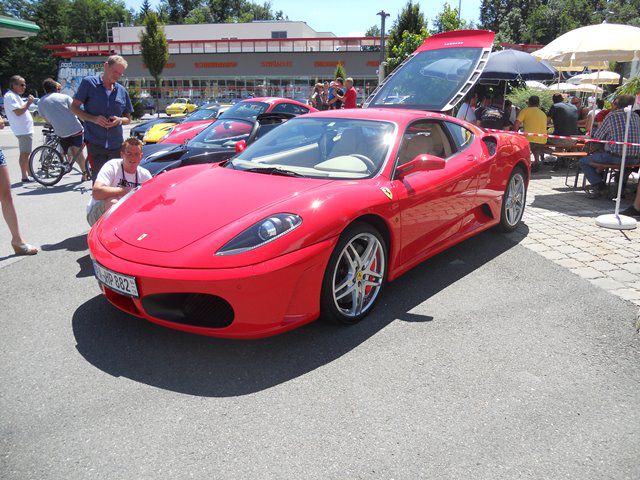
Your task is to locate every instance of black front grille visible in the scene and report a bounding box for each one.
[142,293,234,328]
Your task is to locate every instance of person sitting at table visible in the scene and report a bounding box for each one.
[587,99,605,133]
[571,96,589,129]
[547,94,579,147]
[514,95,547,172]
[476,96,511,130]
[579,95,640,199]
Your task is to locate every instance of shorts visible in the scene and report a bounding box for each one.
[0,149,6,167]
[16,134,33,154]
[86,200,108,227]
[530,143,544,154]
[60,132,83,154]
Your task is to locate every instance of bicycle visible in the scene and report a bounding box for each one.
[28,124,92,186]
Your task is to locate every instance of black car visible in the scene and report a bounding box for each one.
[130,104,227,141]
[140,112,294,176]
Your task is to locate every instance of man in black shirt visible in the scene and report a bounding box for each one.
[476,96,511,130]
[547,94,579,146]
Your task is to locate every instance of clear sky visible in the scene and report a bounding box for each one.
[122,0,482,36]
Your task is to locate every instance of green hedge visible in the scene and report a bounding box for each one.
[506,87,555,113]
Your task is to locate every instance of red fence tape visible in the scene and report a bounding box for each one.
[483,128,640,148]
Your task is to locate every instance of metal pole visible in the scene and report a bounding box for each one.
[458,0,462,22]
[377,10,390,74]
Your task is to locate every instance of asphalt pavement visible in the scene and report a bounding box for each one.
[1,126,639,479]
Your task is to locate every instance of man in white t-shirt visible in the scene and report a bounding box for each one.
[3,75,34,182]
[87,137,152,226]
[456,91,478,124]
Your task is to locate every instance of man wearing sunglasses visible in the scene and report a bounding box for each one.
[3,75,34,183]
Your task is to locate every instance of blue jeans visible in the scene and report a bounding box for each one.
[579,151,623,186]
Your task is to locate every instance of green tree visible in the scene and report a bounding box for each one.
[387,27,428,73]
[334,62,347,81]
[365,24,380,37]
[386,1,426,63]
[0,0,130,93]
[140,12,169,115]
[430,2,471,35]
[184,5,214,23]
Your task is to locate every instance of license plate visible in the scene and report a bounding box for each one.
[93,262,139,298]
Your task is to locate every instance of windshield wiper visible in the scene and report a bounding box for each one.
[243,166,304,177]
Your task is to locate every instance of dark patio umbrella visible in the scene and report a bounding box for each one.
[481,49,557,81]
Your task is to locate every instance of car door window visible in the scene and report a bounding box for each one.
[396,121,454,167]
[271,103,309,115]
[445,121,473,152]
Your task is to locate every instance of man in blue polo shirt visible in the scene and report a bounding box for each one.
[71,55,133,177]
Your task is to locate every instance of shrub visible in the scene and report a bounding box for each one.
[507,86,555,114]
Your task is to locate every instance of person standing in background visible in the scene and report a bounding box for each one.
[71,55,133,178]
[342,78,357,109]
[514,96,548,172]
[3,75,34,183]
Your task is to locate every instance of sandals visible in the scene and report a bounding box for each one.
[11,243,39,256]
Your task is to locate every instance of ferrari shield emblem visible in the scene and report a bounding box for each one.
[381,187,393,200]
[137,233,148,241]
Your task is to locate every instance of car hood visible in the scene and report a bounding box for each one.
[160,121,211,143]
[109,166,331,253]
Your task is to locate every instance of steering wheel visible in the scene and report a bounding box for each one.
[351,154,376,173]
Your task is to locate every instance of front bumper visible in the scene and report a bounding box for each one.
[88,229,337,339]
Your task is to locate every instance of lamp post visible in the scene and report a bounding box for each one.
[377,10,390,74]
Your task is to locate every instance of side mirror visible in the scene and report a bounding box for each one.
[235,140,247,153]
[396,154,446,179]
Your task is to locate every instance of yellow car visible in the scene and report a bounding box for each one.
[165,98,197,115]
[143,104,229,144]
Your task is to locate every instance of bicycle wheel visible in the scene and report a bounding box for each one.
[29,145,66,186]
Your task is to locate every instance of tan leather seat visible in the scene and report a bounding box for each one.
[398,133,436,165]
[329,127,361,158]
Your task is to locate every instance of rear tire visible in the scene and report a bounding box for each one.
[499,165,527,232]
[29,145,65,186]
[320,222,387,325]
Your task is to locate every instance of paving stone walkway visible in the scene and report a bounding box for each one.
[506,165,640,307]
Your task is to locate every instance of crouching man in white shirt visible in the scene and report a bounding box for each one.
[87,137,152,226]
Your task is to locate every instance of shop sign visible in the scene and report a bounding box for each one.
[195,62,238,68]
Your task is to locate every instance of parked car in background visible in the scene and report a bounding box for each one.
[140,112,295,176]
[218,97,316,120]
[157,104,233,145]
[143,104,230,144]
[165,98,197,115]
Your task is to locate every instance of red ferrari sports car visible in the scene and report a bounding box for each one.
[159,97,316,145]
[89,30,531,339]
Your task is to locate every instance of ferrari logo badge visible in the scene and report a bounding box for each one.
[137,233,148,241]
[381,187,393,200]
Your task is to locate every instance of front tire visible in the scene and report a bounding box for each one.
[29,145,65,186]
[320,222,387,325]
[499,165,527,232]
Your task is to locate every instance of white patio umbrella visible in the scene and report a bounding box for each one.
[531,23,640,65]
[547,82,580,91]
[533,23,640,230]
[570,83,603,94]
[567,71,623,85]
[525,80,548,90]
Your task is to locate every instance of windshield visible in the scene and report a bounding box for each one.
[368,48,483,111]
[185,108,219,121]
[231,118,395,180]
[219,101,269,119]
[189,119,254,149]
[172,98,187,104]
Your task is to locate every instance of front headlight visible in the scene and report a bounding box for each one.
[216,213,302,256]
